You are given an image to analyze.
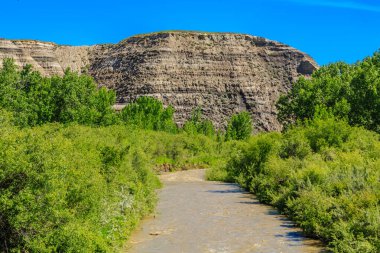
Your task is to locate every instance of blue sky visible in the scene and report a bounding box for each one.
[1,0,379,65]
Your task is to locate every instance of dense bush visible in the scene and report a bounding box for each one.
[225,111,252,140]
[277,51,380,132]
[0,115,235,252]
[119,96,177,133]
[183,108,216,137]
[0,122,157,252]
[208,117,380,252]
[0,59,118,127]
[4,50,380,253]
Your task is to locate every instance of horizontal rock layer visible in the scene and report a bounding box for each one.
[0,32,318,131]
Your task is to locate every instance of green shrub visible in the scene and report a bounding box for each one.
[280,130,311,159]
[183,108,216,137]
[0,121,235,252]
[225,111,252,141]
[277,51,380,132]
[0,59,118,127]
[119,96,177,133]
[209,118,380,252]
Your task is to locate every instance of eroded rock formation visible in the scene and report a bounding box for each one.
[0,31,318,131]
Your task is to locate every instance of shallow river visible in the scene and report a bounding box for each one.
[126,169,325,253]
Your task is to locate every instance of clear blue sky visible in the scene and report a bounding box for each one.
[1,0,379,65]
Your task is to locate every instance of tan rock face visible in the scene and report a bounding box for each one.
[0,39,91,75]
[0,32,318,131]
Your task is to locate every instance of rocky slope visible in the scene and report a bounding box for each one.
[0,32,318,131]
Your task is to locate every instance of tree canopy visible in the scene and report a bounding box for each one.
[0,58,117,127]
[225,111,252,140]
[277,51,380,132]
[119,96,177,132]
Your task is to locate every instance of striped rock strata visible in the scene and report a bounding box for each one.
[0,32,318,131]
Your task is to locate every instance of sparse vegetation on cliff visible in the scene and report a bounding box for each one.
[0,32,318,132]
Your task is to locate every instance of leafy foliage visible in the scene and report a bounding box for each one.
[225,111,252,140]
[0,59,240,252]
[4,49,380,253]
[183,108,216,137]
[209,118,380,252]
[277,51,380,132]
[0,121,235,252]
[0,59,118,127]
[119,96,177,132]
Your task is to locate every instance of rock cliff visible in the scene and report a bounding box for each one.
[0,31,318,131]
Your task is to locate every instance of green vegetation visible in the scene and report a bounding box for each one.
[0,58,242,252]
[183,108,216,137]
[225,111,252,141]
[209,51,380,252]
[2,48,380,253]
[277,51,380,132]
[208,117,380,252]
[0,118,236,252]
[119,96,177,133]
[0,59,117,127]
[0,120,158,252]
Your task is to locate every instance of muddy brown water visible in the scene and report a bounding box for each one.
[125,169,325,253]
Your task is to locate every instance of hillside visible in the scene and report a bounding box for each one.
[0,31,318,131]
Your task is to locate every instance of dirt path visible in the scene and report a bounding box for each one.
[126,169,325,253]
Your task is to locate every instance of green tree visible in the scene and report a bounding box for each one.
[0,59,117,126]
[277,50,380,132]
[225,111,252,140]
[348,52,380,131]
[119,96,177,132]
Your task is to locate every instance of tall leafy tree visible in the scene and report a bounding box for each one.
[225,111,252,140]
[119,96,177,132]
[0,59,117,126]
[277,50,380,132]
